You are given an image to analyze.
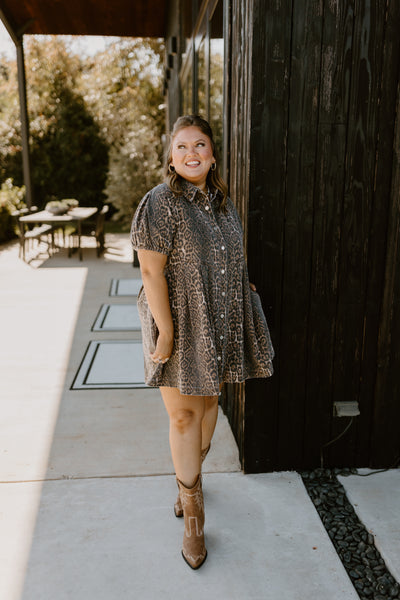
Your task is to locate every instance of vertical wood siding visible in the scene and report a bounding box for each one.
[229,0,400,470]
[371,0,400,466]
[221,0,254,466]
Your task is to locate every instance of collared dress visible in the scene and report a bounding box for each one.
[130,180,274,396]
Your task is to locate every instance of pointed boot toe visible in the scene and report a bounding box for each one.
[181,548,207,570]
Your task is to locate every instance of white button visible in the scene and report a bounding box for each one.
[221,245,225,250]
[222,291,226,297]
[221,269,225,274]
[217,356,221,361]
[220,314,224,318]
[220,335,224,340]
[205,205,210,211]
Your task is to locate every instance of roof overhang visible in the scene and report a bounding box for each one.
[0,0,168,41]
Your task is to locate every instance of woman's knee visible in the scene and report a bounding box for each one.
[170,408,202,434]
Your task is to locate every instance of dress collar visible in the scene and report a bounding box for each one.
[180,179,219,203]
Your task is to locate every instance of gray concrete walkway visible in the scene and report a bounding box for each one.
[339,469,400,585]
[0,234,397,599]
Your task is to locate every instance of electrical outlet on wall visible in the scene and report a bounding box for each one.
[333,401,360,417]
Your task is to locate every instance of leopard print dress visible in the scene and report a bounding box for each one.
[130,180,274,396]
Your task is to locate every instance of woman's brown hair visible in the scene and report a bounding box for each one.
[164,114,228,211]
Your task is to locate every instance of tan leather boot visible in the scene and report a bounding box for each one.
[177,475,207,569]
[174,444,210,518]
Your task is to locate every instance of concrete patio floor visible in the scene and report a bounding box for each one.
[0,234,398,600]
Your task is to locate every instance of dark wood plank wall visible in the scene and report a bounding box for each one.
[239,0,400,471]
[371,0,400,467]
[325,0,380,466]
[303,0,353,467]
[243,0,293,471]
[220,0,254,464]
[329,0,400,467]
[277,0,324,469]
[227,0,252,241]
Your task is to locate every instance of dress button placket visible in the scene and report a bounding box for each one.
[218,213,228,376]
[205,197,227,377]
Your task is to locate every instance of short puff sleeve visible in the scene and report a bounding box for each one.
[131,185,177,255]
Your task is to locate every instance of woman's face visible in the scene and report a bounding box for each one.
[170,126,215,192]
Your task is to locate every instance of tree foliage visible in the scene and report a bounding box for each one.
[80,39,165,226]
[0,36,165,224]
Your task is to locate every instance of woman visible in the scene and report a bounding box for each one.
[131,115,274,569]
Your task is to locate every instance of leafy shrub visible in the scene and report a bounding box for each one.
[0,178,25,243]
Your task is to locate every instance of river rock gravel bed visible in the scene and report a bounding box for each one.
[301,469,400,600]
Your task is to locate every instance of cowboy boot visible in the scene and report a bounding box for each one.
[177,475,207,569]
[174,444,210,518]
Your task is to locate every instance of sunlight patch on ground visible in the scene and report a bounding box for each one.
[0,244,88,599]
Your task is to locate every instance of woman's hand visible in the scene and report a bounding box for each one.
[150,332,173,365]
[250,282,257,291]
[137,248,174,365]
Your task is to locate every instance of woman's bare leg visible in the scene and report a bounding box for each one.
[160,386,205,488]
[161,386,208,568]
[201,395,219,452]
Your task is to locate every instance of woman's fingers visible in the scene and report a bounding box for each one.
[249,282,257,291]
[150,352,170,364]
[150,332,173,364]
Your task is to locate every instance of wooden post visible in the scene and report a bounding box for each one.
[16,38,33,209]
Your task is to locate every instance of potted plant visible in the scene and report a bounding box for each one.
[62,198,79,209]
[45,200,70,215]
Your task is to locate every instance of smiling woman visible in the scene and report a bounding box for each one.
[169,126,215,191]
[130,114,274,569]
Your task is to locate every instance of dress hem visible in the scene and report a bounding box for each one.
[143,362,274,396]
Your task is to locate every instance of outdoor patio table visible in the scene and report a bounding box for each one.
[19,206,98,261]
